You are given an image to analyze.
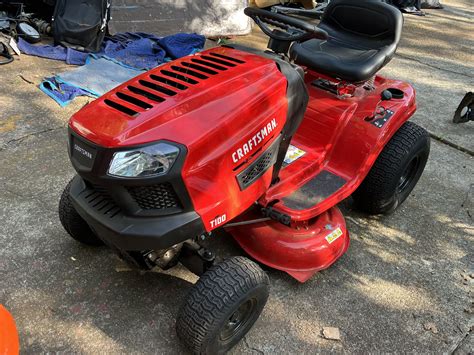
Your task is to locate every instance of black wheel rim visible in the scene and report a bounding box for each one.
[397,156,420,193]
[219,298,257,342]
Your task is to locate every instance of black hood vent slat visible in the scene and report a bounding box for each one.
[127,85,165,103]
[150,74,188,90]
[181,61,218,75]
[115,92,153,110]
[139,79,177,96]
[103,51,245,117]
[201,55,236,67]
[191,58,228,71]
[171,65,209,80]
[161,70,199,84]
[209,52,245,64]
[104,99,139,117]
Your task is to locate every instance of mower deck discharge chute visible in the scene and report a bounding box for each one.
[59,0,430,352]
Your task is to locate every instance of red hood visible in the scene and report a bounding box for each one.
[69,47,282,148]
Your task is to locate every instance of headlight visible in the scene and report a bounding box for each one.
[108,142,180,178]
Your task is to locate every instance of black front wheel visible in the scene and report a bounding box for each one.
[352,121,430,214]
[176,256,269,354]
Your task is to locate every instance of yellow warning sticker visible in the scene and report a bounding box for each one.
[325,227,343,244]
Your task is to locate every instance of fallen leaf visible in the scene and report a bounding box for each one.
[423,322,438,334]
[322,327,341,340]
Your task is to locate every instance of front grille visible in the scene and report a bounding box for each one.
[127,183,181,210]
[84,185,121,218]
[236,138,280,190]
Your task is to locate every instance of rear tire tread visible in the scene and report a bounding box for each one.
[353,121,430,214]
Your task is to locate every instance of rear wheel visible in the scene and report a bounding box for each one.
[59,179,103,246]
[352,121,430,214]
[176,256,269,354]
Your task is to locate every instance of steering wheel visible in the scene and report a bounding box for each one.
[244,7,328,42]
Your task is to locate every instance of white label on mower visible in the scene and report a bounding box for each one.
[325,227,343,244]
[210,214,227,229]
[284,145,306,165]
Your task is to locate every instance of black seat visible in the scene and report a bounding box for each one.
[290,0,403,82]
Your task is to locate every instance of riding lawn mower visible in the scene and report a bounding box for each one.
[58,0,430,353]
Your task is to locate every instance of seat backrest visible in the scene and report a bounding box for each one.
[320,0,403,49]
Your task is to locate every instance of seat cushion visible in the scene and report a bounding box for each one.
[290,38,391,82]
[289,0,402,82]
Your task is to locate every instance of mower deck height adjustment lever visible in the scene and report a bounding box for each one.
[261,206,291,226]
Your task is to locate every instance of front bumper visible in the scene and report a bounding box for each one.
[69,175,205,251]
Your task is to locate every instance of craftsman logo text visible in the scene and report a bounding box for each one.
[74,144,93,160]
[232,118,278,163]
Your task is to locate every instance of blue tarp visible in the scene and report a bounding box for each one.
[40,57,145,107]
[18,32,206,106]
[17,38,89,65]
[39,79,92,108]
[18,32,205,70]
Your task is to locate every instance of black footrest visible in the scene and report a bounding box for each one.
[282,170,346,210]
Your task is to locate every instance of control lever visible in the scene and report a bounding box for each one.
[364,90,395,127]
